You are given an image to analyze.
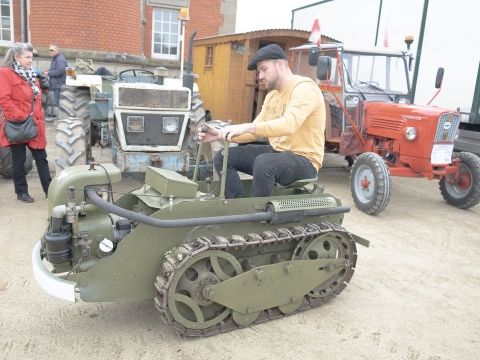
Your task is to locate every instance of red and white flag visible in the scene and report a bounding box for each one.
[309,19,321,46]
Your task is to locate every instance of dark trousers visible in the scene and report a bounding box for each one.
[11,144,52,196]
[214,144,318,198]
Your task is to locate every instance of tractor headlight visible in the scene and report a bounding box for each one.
[126,116,144,133]
[404,126,417,141]
[163,117,179,133]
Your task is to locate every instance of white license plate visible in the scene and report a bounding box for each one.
[431,144,454,165]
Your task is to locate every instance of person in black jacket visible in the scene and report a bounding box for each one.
[45,45,67,110]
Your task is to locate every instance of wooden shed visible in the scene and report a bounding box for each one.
[193,29,334,124]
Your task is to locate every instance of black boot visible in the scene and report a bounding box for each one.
[17,193,34,203]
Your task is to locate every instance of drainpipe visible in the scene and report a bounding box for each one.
[20,0,28,42]
[140,0,146,58]
[180,20,186,79]
[186,31,196,74]
[182,31,196,92]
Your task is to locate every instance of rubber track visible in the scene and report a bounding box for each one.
[154,222,357,337]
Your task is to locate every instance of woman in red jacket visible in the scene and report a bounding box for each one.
[0,42,52,203]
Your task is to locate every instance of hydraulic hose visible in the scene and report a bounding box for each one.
[85,188,351,229]
[85,187,272,228]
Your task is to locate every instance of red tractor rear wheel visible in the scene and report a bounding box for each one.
[439,152,480,209]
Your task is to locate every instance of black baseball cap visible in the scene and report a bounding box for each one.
[247,44,287,70]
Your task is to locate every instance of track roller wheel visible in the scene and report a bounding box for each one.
[292,224,357,302]
[163,250,242,330]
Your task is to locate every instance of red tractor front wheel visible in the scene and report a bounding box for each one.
[439,152,480,209]
[350,152,391,215]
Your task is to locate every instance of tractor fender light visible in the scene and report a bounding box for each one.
[404,126,417,141]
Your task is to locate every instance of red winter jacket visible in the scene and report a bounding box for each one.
[0,67,47,149]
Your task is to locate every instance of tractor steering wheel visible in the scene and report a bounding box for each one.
[118,68,155,80]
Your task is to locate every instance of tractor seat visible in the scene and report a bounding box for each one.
[275,178,318,189]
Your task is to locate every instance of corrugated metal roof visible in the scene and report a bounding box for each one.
[194,28,337,46]
[291,42,406,56]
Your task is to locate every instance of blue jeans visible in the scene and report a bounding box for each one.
[214,144,318,198]
[52,88,61,107]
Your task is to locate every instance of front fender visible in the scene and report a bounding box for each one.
[32,241,77,302]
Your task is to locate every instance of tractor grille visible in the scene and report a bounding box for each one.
[118,87,189,110]
[434,113,460,143]
[269,197,337,212]
[121,113,185,146]
[370,116,404,131]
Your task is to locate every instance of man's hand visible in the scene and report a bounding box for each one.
[198,123,256,143]
[197,125,221,143]
[220,123,256,141]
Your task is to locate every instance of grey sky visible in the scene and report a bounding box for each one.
[236,0,480,110]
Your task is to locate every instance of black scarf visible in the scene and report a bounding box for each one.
[11,61,40,97]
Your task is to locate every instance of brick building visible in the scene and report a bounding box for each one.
[0,0,237,70]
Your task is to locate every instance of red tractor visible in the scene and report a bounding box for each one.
[291,42,480,215]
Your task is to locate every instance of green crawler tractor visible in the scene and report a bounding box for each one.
[32,141,369,337]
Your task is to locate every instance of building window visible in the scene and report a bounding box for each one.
[152,8,180,60]
[0,0,13,44]
[205,46,214,68]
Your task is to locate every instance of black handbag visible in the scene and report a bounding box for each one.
[4,97,38,143]
[36,73,50,90]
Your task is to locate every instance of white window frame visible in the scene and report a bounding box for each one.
[0,0,14,46]
[151,8,180,60]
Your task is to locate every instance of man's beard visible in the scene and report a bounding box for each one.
[264,77,278,90]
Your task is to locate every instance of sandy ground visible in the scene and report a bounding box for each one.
[0,124,479,360]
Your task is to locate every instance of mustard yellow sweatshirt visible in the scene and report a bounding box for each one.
[235,75,325,170]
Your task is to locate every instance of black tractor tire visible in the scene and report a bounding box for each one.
[185,91,207,156]
[439,152,480,209]
[59,86,91,122]
[59,85,95,146]
[0,147,33,178]
[191,91,206,124]
[42,91,56,118]
[350,152,391,215]
[54,118,89,174]
[345,155,356,167]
